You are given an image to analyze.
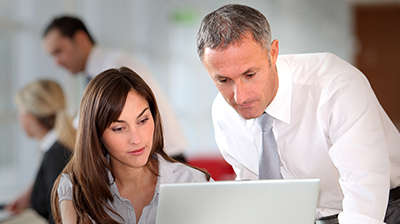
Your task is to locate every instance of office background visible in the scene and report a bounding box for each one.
[0,0,399,204]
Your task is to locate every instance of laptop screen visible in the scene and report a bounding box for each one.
[156,179,320,224]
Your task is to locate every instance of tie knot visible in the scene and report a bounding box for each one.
[256,112,274,132]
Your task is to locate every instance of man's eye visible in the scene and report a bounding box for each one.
[218,78,229,83]
[245,73,255,78]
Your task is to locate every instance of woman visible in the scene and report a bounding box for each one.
[6,80,75,224]
[51,67,210,224]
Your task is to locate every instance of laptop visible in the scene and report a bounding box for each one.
[156,179,320,224]
[0,210,11,223]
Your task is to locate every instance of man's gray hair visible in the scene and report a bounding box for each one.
[197,4,272,61]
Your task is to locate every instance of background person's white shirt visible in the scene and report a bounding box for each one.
[78,46,188,156]
[33,129,57,170]
[212,53,400,224]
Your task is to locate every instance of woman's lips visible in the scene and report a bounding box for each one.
[128,147,145,156]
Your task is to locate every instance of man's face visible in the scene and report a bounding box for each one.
[43,29,86,74]
[203,36,279,120]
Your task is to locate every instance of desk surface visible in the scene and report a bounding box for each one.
[0,209,46,224]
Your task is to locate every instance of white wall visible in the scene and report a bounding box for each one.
[0,0,355,202]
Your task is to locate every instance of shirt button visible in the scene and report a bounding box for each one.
[280,162,283,166]
[321,208,325,211]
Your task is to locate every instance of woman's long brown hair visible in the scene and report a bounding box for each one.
[51,67,209,223]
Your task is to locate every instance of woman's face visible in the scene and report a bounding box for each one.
[102,90,155,170]
[18,110,37,138]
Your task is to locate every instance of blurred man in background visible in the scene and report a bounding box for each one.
[43,16,187,162]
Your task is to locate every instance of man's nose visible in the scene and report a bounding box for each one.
[234,81,248,105]
[55,57,63,66]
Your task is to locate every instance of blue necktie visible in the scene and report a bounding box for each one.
[256,112,282,179]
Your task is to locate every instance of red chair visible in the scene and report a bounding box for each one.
[187,154,236,181]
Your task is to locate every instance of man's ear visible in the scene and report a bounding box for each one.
[269,39,279,66]
[73,30,89,45]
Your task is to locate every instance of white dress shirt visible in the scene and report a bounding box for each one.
[83,46,187,156]
[58,154,209,224]
[38,129,57,153]
[34,129,57,170]
[212,53,400,224]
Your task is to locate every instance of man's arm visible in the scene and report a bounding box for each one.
[321,72,390,224]
[212,93,258,181]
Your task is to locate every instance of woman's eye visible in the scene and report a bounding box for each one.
[112,127,124,132]
[138,117,149,125]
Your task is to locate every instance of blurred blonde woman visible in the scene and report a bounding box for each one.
[6,80,75,224]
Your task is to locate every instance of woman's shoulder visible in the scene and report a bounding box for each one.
[59,173,72,184]
[58,173,73,201]
[158,156,208,183]
[171,162,208,182]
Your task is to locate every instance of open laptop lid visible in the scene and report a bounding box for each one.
[156,179,320,224]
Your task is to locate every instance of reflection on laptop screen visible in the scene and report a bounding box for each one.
[156,179,320,224]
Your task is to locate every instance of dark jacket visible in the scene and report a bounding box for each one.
[31,141,72,224]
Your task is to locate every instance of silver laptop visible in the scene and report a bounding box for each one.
[0,210,11,222]
[156,179,320,224]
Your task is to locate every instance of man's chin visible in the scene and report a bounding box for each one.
[235,108,262,120]
[68,69,80,74]
[63,66,80,74]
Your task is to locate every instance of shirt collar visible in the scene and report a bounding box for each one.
[84,46,103,78]
[265,57,292,124]
[107,160,118,197]
[108,153,172,197]
[38,129,57,153]
[158,155,174,185]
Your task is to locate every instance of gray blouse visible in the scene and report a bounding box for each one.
[58,155,209,224]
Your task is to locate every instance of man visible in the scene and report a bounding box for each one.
[197,4,400,224]
[43,16,187,161]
